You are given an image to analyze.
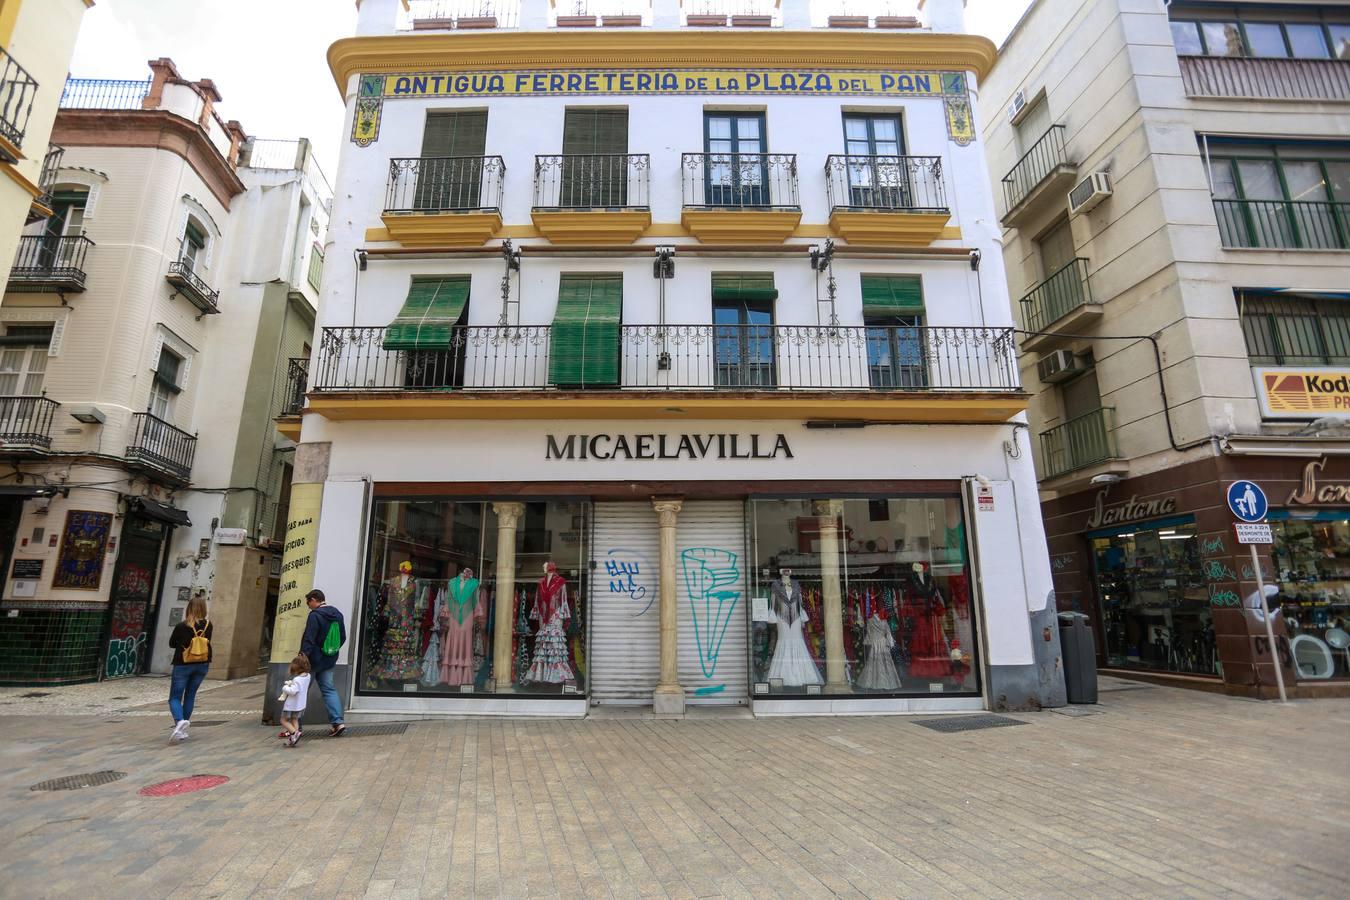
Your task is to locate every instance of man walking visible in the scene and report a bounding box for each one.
[300,588,347,737]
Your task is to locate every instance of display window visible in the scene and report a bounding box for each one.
[747,495,978,697]
[1091,518,1214,675]
[1270,513,1350,681]
[358,498,589,697]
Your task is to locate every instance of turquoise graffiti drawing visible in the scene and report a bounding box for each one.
[680,547,740,694]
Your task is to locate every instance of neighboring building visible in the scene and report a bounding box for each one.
[270,0,1060,721]
[981,0,1350,696]
[0,58,329,685]
[0,0,91,287]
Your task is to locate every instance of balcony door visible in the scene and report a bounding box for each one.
[842,114,906,209]
[417,110,488,211]
[704,113,768,207]
[712,275,776,387]
[861,275,926,389]
[0,326,51,438]
[560,108,628,207]
[40,192,86,269]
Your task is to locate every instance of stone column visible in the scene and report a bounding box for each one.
[652,498,685,716]
[815,499,849,692]
[491,502,526,690]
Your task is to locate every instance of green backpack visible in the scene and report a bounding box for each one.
[321,620,342,656]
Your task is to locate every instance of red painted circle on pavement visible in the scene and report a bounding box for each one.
[138,774,229,797]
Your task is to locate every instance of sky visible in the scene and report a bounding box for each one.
[70,0,1035,181]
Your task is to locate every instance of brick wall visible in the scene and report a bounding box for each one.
[0,607,104,684]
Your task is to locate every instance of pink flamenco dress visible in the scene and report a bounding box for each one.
[439,574,483,686]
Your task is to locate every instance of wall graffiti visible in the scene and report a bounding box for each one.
[1050,553,1075,572]
[1210,589,1241,607]
[1204,560,1237,583]
[680,547,741,688]
[105,633,146,678]
[1201,536,1227,557]
[604,549,653,615]
[1241,563,1272,581]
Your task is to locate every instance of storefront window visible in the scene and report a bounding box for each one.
[359,498,589,697]
[1092,520,1213,674]
[1271,515,1350,681]
[748,496,978,696]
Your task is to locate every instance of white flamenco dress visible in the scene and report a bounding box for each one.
[766,579,823,687]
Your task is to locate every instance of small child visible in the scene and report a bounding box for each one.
[278,653,311,747]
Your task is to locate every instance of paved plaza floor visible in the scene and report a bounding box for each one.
[0,675,1346,899]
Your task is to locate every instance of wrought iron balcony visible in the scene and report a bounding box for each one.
[1001,124,1074,224]
[0,47,38,157]
[408,0,520,29]
[385,156,506,213]
[165,254,220,315]
[533,154,650,209]
[1019,258,1096,338]
[8,235,93,293]
[59,77,151,110]
[27,146,64,224]
[1213,199,1350,251]
[681,152,799,209]
[1039,407,1117,481]
[125,412,197,483]
[824,155,947,212]
[1179,55,1350,102]
[311,324,1019,393]
[0,396,58,453]
[281,357,308,417]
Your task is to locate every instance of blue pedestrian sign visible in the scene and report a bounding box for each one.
[1227,481,1268,522]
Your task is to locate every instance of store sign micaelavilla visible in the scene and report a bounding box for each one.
[546,432,793,461]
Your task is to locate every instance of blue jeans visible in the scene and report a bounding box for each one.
[168,662,209,722]
[314,666,343,724]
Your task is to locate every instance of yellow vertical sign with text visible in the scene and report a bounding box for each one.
[269,482,323,663]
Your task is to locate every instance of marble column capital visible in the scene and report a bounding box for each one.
[652,497,683,527]
[493,501,526,530]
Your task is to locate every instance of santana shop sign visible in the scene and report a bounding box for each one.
[1287,456,1350,505]
[1085,490,1178,529]
[546,433,793,461]
[1255,367,1350,419]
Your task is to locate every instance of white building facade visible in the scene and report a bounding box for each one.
[274,0,1061,719]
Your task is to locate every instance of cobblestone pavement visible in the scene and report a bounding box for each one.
[1,677,1347,899]
[0,672,263,716]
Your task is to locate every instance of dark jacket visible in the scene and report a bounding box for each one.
[169,618,213,666]
[300,604,345,672]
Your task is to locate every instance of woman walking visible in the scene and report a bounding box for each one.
[167,593,212,743]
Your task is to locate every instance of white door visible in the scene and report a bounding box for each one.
[677,501,748,705]
[590,502,661,702]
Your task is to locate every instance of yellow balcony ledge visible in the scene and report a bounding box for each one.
[380,210,502,247]
[274,414,303,442]
[680,209,803,244]
[827,210,952,247]
[530,209,652,244]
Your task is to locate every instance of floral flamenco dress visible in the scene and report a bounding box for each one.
[371,576,422,681]
[439,574,483,685]
[524,573,575,684]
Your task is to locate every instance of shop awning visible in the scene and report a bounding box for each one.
[711,272,778,303]
[549,274,622,387]
[130,497,191,527]
[383,276,470,351]
[861,274,924,317]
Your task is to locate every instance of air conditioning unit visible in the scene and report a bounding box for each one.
[1037,349,1084,384]
[1008,89,1027,122]
[1068,171,1112,216]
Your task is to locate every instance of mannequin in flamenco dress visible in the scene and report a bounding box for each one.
[766,569,823,687]
[857,607,902,690]
[439,567,483,685]
[419,586,442,686]
[525,562,575,684]
[371,561,422,681]
[906,562,953,678]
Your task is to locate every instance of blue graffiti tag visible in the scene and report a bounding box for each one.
[680,547,741,684]
[605,549,652,615]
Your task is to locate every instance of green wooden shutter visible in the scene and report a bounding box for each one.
[383,276,471,351]
[711,273,778,303]
[562,110,628,206]
[861,275,924,316]
[421,111,488,157]
[418,112,488,210]
[549,275,622,386]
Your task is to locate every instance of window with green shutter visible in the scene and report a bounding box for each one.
[383,276,471,351]
[561,109,629,207]
[711,272,778,303]
[417,111,489,210]
[861,275,926,389]
[549,274,622,387]
[860,274,924,317]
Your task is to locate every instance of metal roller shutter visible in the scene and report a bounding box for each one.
[677,501,749,705]
[590,502,660,703]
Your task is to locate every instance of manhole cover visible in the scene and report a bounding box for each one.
[20,691,50,698]
[913,714,1027,733]
[339,723,409,737]
[30,771,126,791]
[139,774,229,797]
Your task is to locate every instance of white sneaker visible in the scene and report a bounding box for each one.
[170,721,186,742]
[180,720,191,740]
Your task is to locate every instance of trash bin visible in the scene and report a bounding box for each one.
[1058,612,1098,704]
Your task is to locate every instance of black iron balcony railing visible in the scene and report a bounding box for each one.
[0,47,38,155]
[1213,199,1350,251]
[1002,124,1069,213]
[29,145,64,223]
[0,396,58,451]
[281,357,308,417]
[165,250,220,315]
[1039,407,1117,480]
[1179,55,1350,102]
[824,155,947,212]
[312,324,1019,392]
[681,152,799,209]
[125,412,196,483]
[8,235,94,292]
[1020,258,1094,333]
[59,77,151,110]
[385,156,506,213]
[533,154,650,209]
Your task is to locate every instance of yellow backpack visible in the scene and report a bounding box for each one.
[183,620,210,663]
